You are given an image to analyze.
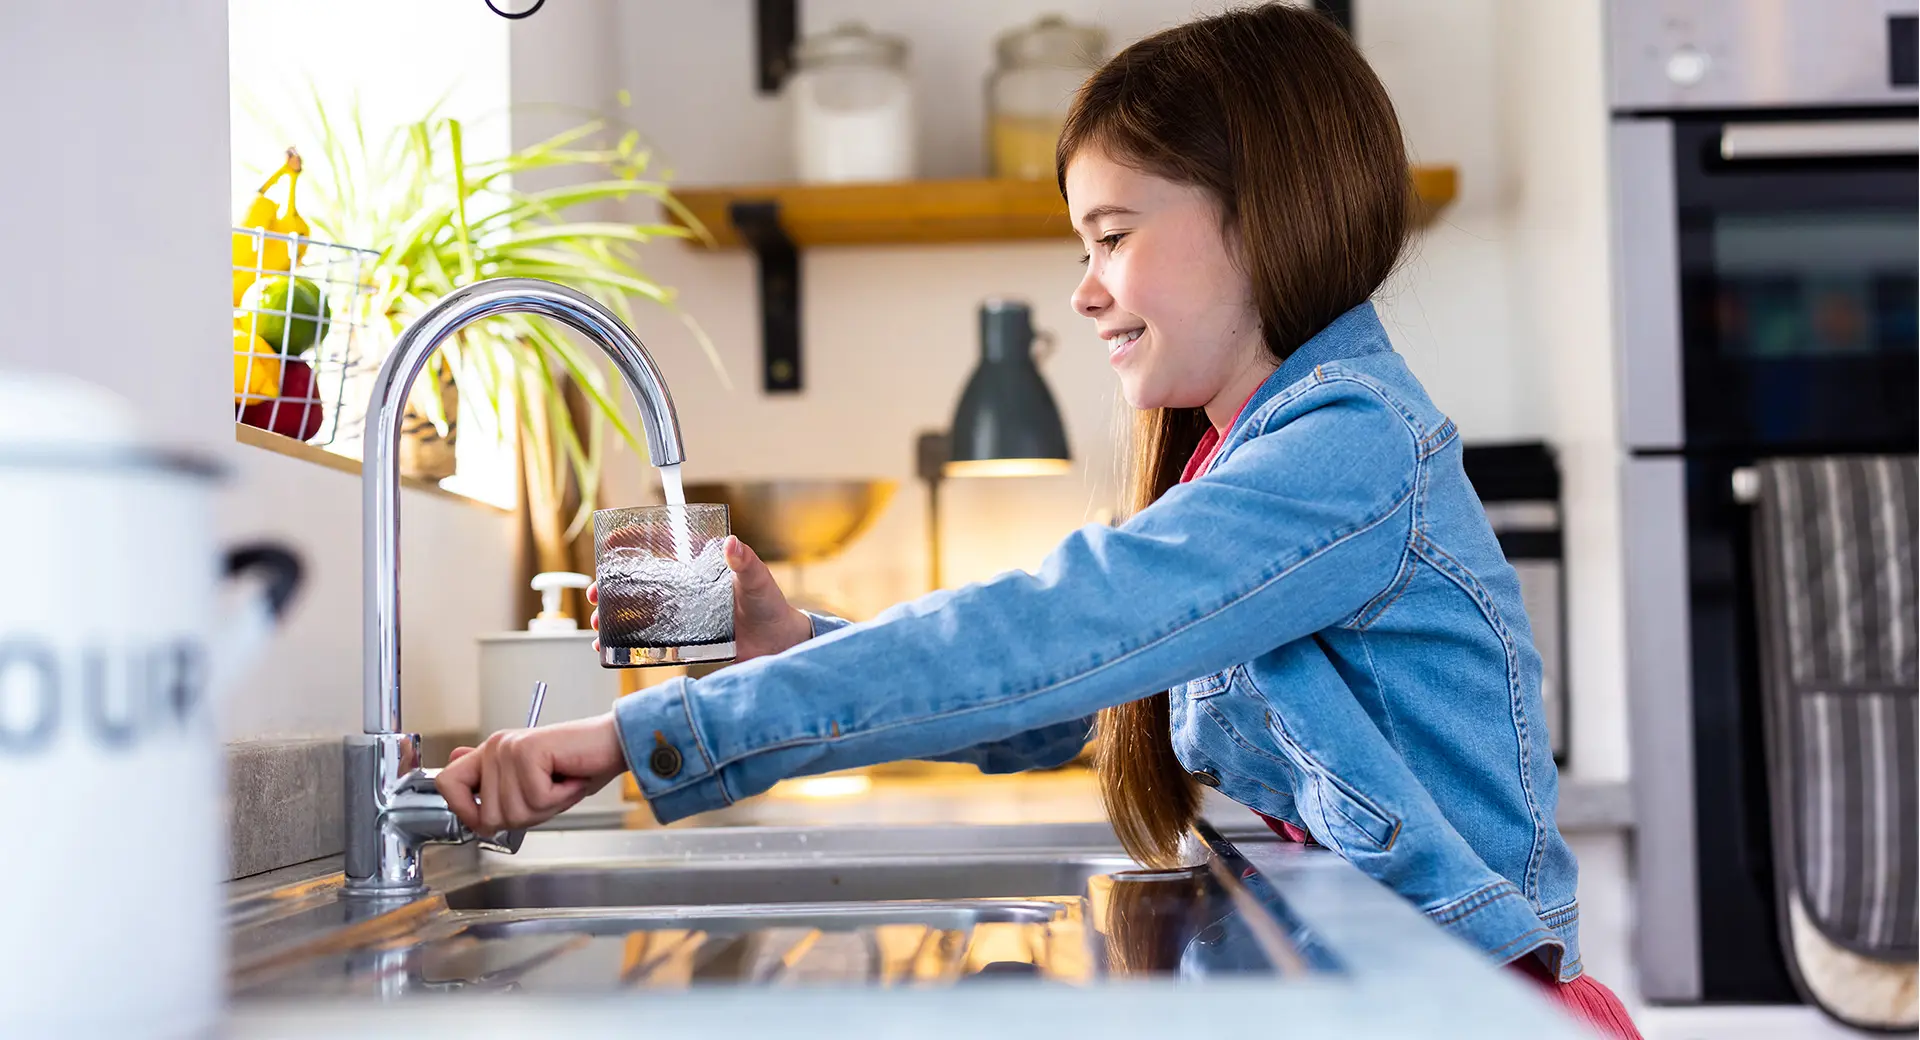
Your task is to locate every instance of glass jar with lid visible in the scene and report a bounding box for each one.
[788,22,916,184]
[987,14,1108,180]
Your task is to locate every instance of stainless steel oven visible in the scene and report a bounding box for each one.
[1607,0,1919,1005]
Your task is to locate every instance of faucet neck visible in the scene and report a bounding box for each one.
[360,279,686,733]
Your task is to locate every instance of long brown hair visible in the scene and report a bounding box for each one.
[1058,4,1412,868]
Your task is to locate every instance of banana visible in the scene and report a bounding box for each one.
[262,148,308,271]
[233,157,290,305]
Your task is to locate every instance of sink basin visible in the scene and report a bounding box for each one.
[456,901,1072,937]
[228,823,1307,999]
[442,856,1134,911]
[240,899,1095,996]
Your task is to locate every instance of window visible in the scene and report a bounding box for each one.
[228,0,515,507]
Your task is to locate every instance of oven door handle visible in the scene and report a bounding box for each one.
[1720,120,1919,161]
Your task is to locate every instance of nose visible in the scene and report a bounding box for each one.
[1071,262,1110,318]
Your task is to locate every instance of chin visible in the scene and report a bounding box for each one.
[1117,376,1184,413]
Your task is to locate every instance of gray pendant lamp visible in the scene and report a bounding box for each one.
[945,299,1071,478]
[917,299,1070,589]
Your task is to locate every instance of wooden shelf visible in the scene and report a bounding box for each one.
[233,424,509,513]
[668,165,1458,249]
[1410,164,1459,228]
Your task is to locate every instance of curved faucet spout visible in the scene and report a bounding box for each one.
[361,278,685,735]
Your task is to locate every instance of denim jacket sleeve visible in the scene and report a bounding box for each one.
[800,615,1095,771]
[615,380,1420,822]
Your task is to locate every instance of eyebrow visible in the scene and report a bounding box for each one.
[1076,204,1139,229]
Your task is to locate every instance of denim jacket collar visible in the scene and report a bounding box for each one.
[1230,301,1393,441]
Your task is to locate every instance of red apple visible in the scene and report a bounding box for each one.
[239,360,324,441]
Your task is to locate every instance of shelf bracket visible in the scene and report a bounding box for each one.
[728,200,802,393]
[755,0,798,94]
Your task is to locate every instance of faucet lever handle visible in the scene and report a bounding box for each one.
[477,681,549,855]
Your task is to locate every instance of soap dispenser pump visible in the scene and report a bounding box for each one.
[528,571,591,633]
[477,570,627,814]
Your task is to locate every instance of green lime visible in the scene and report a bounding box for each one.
[243,276,331,356]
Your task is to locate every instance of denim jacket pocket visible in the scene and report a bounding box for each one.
[1183,668,1234,700]
[1263,711,1401,853]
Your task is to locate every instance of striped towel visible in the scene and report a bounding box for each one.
[1752,456,1918,1030]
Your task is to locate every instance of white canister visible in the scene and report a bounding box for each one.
[0,374,302,1037]
[789,22,916,183]
[478,572,629,813]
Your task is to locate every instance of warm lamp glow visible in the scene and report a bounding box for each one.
[943,457,1072,478]
[783,775,874,799]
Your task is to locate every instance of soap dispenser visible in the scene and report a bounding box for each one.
[477,571,626,813]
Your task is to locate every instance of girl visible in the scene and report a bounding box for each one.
[439,6,1640,1034]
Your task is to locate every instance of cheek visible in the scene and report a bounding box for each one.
[1110,256,1166,319]
[1116,250,1217,335]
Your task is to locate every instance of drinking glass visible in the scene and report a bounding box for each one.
[593,503,736,667]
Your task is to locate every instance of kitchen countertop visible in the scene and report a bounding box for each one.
[223,788,1594,1038]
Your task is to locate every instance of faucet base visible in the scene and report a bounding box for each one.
[342,733,435,897]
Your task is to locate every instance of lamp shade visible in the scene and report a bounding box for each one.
[946,299,1071,477]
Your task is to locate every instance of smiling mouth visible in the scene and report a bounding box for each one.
[1106,329,1143,354]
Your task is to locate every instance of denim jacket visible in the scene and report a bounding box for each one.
[613,302,1582,980]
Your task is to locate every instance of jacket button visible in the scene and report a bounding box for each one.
[648,744,683,779]
[1191,770,1220,788]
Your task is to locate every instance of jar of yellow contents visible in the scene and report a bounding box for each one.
[986,15,1107,180]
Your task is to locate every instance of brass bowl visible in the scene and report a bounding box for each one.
[683,480,898,564]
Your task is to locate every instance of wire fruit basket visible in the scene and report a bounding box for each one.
[232,228,380,449]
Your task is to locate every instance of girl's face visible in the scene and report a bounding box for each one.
[1066,148,1268,423]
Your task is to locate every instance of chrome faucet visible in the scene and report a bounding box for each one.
[343,278,686,897]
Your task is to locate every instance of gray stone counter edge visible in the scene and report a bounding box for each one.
[224,733,473,881]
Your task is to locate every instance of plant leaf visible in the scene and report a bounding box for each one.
[446,119,478,284]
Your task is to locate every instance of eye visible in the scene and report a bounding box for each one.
[1077,232,1127,266]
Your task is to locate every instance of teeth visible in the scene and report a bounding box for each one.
[1108,329,1142,348]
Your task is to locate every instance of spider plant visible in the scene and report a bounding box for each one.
[283,93,723,558]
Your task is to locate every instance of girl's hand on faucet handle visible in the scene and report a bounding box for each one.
[438,714,626,836]
[588,535,813,662]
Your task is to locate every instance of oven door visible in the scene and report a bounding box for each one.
[1675,115,1918,452]
[1617,110,1919,1005]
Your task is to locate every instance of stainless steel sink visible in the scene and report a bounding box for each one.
[456,901,1072,937]
[441,856,1133,910]
[228,822,1306,999]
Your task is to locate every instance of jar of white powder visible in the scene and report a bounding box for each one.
[788,22,916,183]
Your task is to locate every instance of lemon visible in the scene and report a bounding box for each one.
[233,326,282,404]
[231,269,257,308]
[242,275,331,356]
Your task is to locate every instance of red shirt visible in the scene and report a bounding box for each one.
[1178,388,1313,846]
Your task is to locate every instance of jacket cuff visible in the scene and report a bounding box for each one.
[611,677,731,821]
[803,610,851,638]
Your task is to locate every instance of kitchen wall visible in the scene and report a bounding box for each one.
[0,0,521,742]
[1,1,232,450]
